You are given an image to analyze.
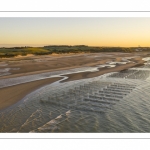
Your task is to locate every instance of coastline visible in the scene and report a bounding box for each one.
[0,77,62,110]
[0,52,146,111]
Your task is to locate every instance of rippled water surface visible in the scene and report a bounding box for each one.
[1,59,150,132]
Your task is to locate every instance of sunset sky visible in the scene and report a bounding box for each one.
[0,17,150,47]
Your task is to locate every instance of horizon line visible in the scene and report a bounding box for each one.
[0,44,146,48]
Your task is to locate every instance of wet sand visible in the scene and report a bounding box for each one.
[0,77,62,110]
[62,61,145,82]
[0,52,147,110]
[0,52,131,79]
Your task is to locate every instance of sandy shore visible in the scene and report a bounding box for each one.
[62,61,145,82]
[0,77,62,110]
[0,52,131,79]
[0,52,147,110]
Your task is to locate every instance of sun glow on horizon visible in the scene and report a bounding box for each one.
[0,17,150,47]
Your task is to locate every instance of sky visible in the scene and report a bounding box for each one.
[0,17,150,47]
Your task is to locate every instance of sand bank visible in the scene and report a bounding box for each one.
[0,77,62,110]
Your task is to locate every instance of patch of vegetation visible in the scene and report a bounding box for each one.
[0,47,50,58]
[0,45,149,58]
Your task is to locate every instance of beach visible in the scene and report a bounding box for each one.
[0,52,147,110]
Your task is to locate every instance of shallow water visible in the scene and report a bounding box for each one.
[0,67,20,77]
[1,61,150,132]
[0,67,98,88]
